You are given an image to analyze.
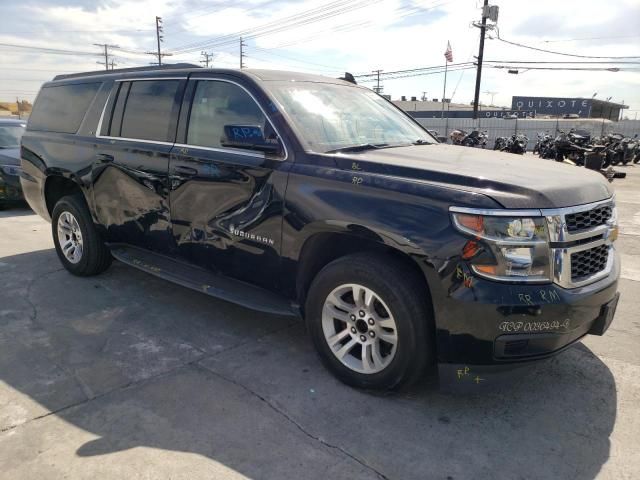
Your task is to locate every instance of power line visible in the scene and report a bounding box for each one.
[2,28,154,33]
[484,60,640,65]
[358,65,475,81]
[239,0,459,52]
[541,35,640,43]
[355,62,474,78]
[168,0,381,54]
[490,30,640,59]
[489,65,640,72]
[0,42,96,56]
[249,45,346,70]
[167,0,357,52]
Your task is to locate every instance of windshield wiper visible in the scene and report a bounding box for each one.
[325,143,389,154]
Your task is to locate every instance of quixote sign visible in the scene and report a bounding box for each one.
[512,96,592,117]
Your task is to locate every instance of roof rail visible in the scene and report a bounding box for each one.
[52,63,201,81]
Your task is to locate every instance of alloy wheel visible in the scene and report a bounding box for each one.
[322,283,398,374]
[57,211,84,264]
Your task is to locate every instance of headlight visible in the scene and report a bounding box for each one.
[451,210,551,282]
[0,165,22,176]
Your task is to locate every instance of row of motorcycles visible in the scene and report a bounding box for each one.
[445,127,636,182]
[532,129,635,181]
[533,130,639,167]
[449,129,530,155]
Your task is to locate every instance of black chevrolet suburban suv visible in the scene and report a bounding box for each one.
[21,65,620,391]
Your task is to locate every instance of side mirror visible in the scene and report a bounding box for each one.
[221,125,281,154]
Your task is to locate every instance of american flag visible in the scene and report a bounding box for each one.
[444,41,453,62]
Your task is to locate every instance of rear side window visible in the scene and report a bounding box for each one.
[187,81,267,149]
[28,82,101,134]
[118,80,180,142]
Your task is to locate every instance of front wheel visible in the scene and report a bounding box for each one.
[305,253,433,391]
[52,194,112,276]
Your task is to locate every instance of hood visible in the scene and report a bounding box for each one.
[0,148,20,166]
[333,144,613,209]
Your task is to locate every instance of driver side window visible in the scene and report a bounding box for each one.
[187,80,269,151]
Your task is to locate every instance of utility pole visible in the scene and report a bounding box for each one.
[472,0,489,120]
[146,16,172,65]
[372,69,383,94]
[110,59,117,70]
[200,51,214,68]
[421,91,428,101]
[155,16,163,66]
[240,37,246,69]
[16,97,21,119]
[94,43,119,71]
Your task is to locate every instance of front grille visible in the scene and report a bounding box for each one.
[571,244,609,280]
[565,205,612,232]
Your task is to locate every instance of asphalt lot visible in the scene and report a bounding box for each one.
[1,167,639,480]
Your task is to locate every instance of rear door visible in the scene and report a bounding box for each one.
[93,77,186,253]
[168,75,290,291]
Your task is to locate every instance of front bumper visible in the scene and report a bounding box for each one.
[432,249,620,368]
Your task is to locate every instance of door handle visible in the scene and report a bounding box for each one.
[173,166,198,177]
[96,153,114,163]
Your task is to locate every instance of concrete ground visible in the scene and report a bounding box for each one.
[1,168,639,480]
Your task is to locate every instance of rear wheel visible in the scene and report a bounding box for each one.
[52,194,112,276]
[305,253,433,391]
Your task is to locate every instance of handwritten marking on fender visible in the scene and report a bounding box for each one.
[455,366,484,385]
[499,319,570,333]
[455,265,473,288]
[352,176,363,185]
[518,289,561,305]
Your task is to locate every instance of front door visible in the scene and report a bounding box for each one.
[169,77,290,291]
[93,77,185,253]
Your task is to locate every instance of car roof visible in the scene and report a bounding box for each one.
[48,64,356,88]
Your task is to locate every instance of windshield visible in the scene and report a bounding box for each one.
[0,124,26,148]
[267,82,436,153]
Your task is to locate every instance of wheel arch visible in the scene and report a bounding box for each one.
[44,174,86,216]
[294,227,436,324]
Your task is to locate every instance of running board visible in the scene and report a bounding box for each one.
[109,244,299,317]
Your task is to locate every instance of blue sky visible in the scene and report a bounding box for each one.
[1,0,639,115]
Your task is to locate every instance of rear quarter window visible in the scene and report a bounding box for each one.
[28,82,101,134]
[118,80,180,142]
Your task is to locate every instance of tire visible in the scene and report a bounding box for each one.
[51,193,112,276]
[305,253,433,391]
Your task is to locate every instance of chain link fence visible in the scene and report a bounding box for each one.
[415,118,640,150]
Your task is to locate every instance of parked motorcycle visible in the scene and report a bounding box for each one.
[551,131,590,165]
[621,134,639,165]
[450,129,488,148]
[533,132,554,157]
[493,134,528,154]
[493,136,508,151]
